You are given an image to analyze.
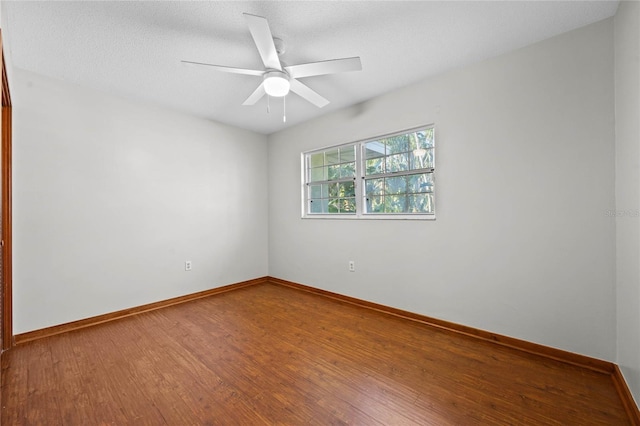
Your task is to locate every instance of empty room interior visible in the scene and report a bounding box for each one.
[0,0,639,424]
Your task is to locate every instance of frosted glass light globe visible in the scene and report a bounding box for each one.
[263,72,290,97]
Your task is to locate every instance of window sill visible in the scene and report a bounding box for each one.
[301,214,436,221]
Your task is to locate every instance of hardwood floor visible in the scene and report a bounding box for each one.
[1,282,633,425]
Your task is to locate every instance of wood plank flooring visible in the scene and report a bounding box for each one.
[1,282,632,425]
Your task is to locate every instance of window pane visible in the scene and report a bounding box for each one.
[423,128,435,148]
[384,195,408,213]
[385,134,409,154]
[310,153,324,168]
[409,193,434,213]
[309,198,328,213]
[328,183,340,197]
[409,130,434,150]
[366,196,384,213]
[340,146,355,163]
[384,176,407,195]
[408,132,419,151]
[365,178,384,196]
[366,158,383,175]
[409,130,435,170]
[310,166,327,182]
[310,183,329,198]
[328,198,340,213]
[328,165,341,180]
[420,147,435,169]
[339,198,356,213]
[340,162,356,178]
[326,197,356,214]
[410,149,429,170]
[340,181,355,197]
[407,173,434,193]
[326,149,340,165]
[386,153,408,173]
[365,142,386,159]
[310,184,322,198]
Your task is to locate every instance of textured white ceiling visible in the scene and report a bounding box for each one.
[3,1,619,135]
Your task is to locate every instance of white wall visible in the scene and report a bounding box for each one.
[13,69,268,333]
[268,19,616,361]
[615,1,640,404]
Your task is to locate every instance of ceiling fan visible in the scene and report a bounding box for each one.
[182,13,362,116]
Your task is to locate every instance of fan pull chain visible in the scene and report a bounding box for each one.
[267,95,270,114]
[283,95,287,123]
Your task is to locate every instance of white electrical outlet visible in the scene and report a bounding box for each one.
[185,261,192,271]
[348,260,355,272]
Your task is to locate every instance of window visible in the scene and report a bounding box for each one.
[306,145,357,214]
[303,125,435,219]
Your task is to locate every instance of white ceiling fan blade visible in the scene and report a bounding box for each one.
[242,82,267,106]
[181,61,264,77]
[286,57,362,79]
[289,79,329,108]
[243,13,282,71]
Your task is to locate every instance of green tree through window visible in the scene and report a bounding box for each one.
[304,126,435,218]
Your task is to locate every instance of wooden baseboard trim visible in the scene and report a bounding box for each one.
[267,277,615,375]
[612,364,640,425]
[14,276,269,345]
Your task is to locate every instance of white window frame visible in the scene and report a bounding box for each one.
[301,125,436,220]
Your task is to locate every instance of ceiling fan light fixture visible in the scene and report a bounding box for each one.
[263,71,290,97]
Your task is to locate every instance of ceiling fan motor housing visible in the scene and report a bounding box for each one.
[263,70,290,97]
